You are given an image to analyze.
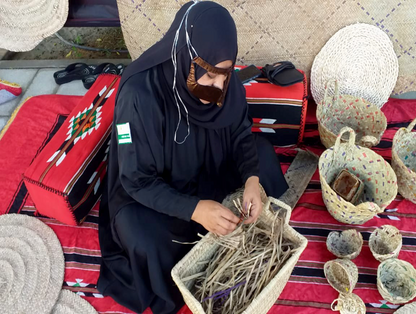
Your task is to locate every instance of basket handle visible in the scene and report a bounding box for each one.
[323,79,340,105]
[360,135,378,148]
[334,127,356,149]
[406,117,416,133]
[269,197,292,225]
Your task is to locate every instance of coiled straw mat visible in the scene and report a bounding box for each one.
[51,289,97,314]
[0,214,64,314]
[319,127,397,225]
[311,23,398,109]
[391,118,416,204]
[394,302,416,314]
[0,0,68,52]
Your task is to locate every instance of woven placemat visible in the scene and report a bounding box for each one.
[0,214,64,314]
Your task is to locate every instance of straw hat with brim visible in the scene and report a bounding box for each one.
[52,289,98,314]
[0,0,68,52]
[0,214,65,314]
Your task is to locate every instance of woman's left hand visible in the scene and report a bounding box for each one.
[243,176,262,224]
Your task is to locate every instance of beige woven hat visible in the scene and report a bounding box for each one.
[0,0,68,52]
[52,289,97,314]
[311,23,398,109]
[0,214,65,314]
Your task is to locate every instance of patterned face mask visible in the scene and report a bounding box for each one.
[186,56,233,107]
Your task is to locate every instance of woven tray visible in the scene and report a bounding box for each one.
[369,225,402,262]
[326,229,363,260]
[391,117,416,204]
[319,127,397,224]
[317,80,387,149]
[377,258,416,304]
[171,189,308,314]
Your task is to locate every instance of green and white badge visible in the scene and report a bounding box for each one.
[116,123,132,144]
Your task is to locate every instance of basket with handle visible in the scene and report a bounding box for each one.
[331,292,366,314]
[324,259,359,294]
[171,187,308,314]
[391,117,416,204]
[319,127,397,224]
[377,258,416,304]
[369,225,402,262]
[316,80,387,149]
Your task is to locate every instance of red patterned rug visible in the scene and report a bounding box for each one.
[1,90,416,313]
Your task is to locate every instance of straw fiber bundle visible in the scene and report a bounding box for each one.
[51,289,97,314]
[391,118,416,204]
[319,127,397,225]
[331,293,366,314]
[324,259,358,294]
[369,225,402,262]
[171,187,307,314]
[326,229,363,260]
[311,23,398,108]
[377,258,416,304]
[394,302,416,314]
[316,80,387,149]
[0,214,65,314]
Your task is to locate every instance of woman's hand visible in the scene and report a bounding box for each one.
[243,176,262,224]
[191,200,240,236]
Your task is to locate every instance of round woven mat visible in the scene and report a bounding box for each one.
[0,0,68,52]
[311,23,398,108]
[0,214,65,314]
[52,289,97,314]
[394,302,416,314]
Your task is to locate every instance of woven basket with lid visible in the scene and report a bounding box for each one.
[319,127,397,224]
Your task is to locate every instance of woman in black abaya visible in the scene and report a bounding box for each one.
[98,1,288,313]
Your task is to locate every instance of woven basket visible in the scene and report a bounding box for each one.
[311,23,398,109]
[391,118,416,204]
[319,127,398,225]
[171,189,308,314]
[394,302,416,314]
[377,258,416,304]
[327,229,363,260]
[317,80,387,149]
[324,259,359,294]
[331,293,366,314]
[369,225,402,262]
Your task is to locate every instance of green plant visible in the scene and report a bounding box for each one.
[73,34,84,45]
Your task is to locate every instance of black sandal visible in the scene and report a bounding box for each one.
[82,63,118,89]
[53,63,95,85]
[261,61,303,87]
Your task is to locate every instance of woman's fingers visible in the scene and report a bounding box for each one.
[219,206,240,224]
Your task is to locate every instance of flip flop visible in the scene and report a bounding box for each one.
[261,61,303,87]
[82,63,118,90]
[115,64,125,75]
[53,63,96,85]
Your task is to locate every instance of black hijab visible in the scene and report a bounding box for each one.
[118,1,247,130]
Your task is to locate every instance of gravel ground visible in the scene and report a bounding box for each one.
[5,27,130,60]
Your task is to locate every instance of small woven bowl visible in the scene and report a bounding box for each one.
[369,225,402,262]
[324,259,359,294]
[331,293,366,314]
[327,229,363,260]
[377,258,416,304]
[394,301,416,314]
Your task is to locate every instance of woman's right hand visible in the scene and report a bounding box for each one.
[191,200,239,236]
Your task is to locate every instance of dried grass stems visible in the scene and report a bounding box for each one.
[182,201,297,314]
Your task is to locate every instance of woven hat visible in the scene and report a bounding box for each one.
[0,0,68,52]
[52,289,97,314]
[311,23,398,109]
[0,214,65,314]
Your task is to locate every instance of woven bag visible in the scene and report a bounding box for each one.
[391,118,416,204]
[324,259,358,294]
[331,293,366,314]
[326,229,363,260]
[369,225,402,262]
[171,188,308,314]
[377,258,416,304]
[319,127,397,225]
[394,302,416,314]
[316,80,387,149]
